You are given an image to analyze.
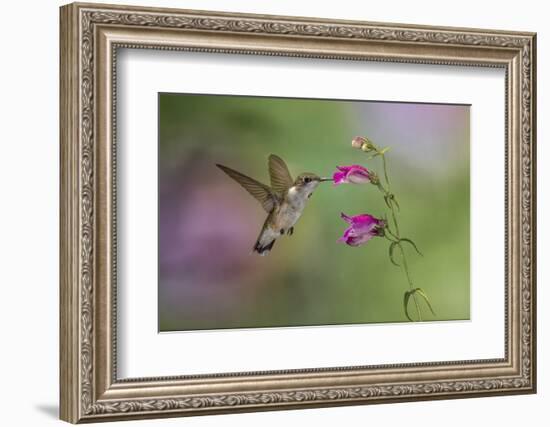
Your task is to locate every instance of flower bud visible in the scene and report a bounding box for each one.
[351,136,366,149]
[361,140,375,152]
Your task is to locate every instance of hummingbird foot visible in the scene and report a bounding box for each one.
[287,227,294,236]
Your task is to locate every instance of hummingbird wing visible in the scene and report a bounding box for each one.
[268,154,294,196]
[216,164,278,213]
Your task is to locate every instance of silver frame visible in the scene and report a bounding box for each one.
[60,2,536,423]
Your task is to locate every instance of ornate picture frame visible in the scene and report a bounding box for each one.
[60,2,536,423]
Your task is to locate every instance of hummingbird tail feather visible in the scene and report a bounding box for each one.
[253,238,276,256]
[252,221,278,256]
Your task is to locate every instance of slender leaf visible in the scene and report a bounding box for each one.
[403,291,414,322]
[388,242,400,266]
[390,196,400,211]
[415,288,436,316]
[400,238,423,256]
[383,195,392,209]
[385,223,398,240]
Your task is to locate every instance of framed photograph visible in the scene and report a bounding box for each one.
[60,2,537,423]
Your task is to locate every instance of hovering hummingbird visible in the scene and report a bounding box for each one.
[216,155,331,255]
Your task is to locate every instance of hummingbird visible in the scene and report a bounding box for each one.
[216,154,331,256]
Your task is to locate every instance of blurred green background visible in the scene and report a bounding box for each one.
[158,93,470,331]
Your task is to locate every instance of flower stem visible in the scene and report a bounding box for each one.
[398,242,422,321]
[376,149,422,322]
[381,154,391,189]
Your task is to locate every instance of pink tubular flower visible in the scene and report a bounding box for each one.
[338,213,385,247]
[332,165,371,185]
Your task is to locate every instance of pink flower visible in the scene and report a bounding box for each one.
[332,165,371,185]
[338,213,385,247]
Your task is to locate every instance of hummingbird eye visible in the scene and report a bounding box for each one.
[304,177,311,183]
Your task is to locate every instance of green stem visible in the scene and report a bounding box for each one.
[381,154,391,189]
[398,243,422,321]
[389,203,400,236]
[377,151,422,322]
[384,234,399,244]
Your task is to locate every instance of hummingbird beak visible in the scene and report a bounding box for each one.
[319,177,333,182]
